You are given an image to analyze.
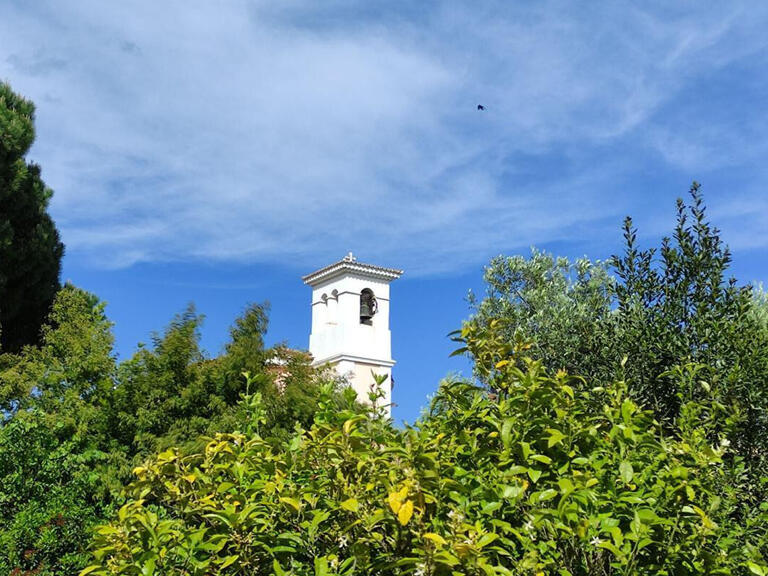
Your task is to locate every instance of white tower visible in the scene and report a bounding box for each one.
[303,253,403,412]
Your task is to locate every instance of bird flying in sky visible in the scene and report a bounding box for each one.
[477,104,486,111]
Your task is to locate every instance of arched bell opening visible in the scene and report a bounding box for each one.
[360,288,377,325]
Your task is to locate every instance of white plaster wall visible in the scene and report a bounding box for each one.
[308,270,396,416]
[309,273,393,365]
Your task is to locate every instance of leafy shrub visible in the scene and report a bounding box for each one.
[0,410,113,576]
[82,329,767,575]
[469,184,768,482]
[0,291,342,575]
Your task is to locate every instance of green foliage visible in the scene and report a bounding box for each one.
[753,284,768,331]
[0,283,116,417]
[469,183,768,480]
[257,346,343,445]
[2,158,762,575]
[468,249,615,383]
[82,326,767,575]
[103,303,336,458]
[0,286,119,575]
[0,410,113,576]
[0,291,338,575]
[106,305,212,456]
[0,81,64,353]
[221,303,270,397]
[612,184,768,477]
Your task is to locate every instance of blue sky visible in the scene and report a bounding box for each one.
[2,1,768,423]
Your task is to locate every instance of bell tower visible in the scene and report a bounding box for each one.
[303,253,403,413]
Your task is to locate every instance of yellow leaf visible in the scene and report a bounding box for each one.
[156,449,177,463]
[398,500,414,525]
[340,498,359,512]
[279,497,301,512]
[388,491,402,514]
[454,542,472,557]
[182,474,196,483]
[424,532,447,547]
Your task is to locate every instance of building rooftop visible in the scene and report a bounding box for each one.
[302,252,403,285]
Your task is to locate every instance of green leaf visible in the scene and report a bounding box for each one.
[141,558,155,576]
[546,428,567,448]
[273,559,287,576]
[340,498,359,512]
[538,488,558,502]
[314,556,329,576]
[482,501,502,514]
[619,461,634,484]
[503,484,525,499]
[598,540,624,559]
[528,469,542,483]
[477,533,499,549]
[621,399,636,424]
[309,509,330,534]
[531,454,552,465]
[520,441,531,460]
[501,419,514,448]
[219,555,239,569]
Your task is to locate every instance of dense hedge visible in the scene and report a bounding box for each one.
[82,331,767,575]
[0,288,343,575]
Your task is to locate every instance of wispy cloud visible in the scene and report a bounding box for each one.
[2,0,767,274]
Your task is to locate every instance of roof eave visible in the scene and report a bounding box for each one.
[302,261,403,285]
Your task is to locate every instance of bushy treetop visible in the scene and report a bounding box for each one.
[469,184,768,482]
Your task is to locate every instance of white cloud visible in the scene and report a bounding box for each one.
[2,0,768,274]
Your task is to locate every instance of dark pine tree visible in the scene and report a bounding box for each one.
[0,82,64,352]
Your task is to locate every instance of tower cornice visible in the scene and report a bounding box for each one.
[302,253,403,286]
